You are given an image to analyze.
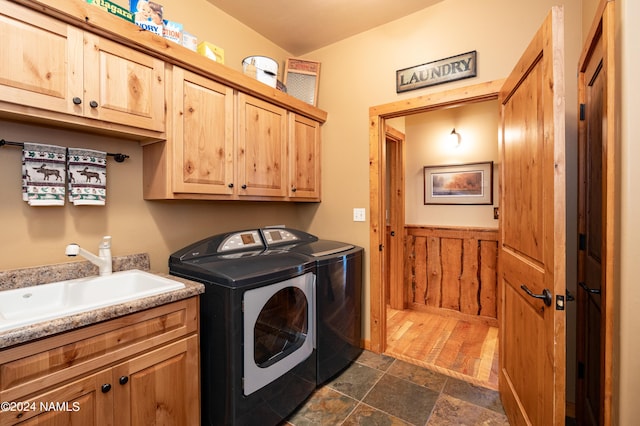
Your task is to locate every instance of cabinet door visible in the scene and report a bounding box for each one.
[237,93,288,198]
[83,33,165,132]
[172,67,235,195]
[0,371,112,426]
[289,114,321,200]
[0,0,83,117]
[112,336,199,426]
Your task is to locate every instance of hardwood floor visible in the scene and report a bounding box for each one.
[385,307,500,390]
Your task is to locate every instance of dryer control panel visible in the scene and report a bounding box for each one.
[262,228,300,246]
[171,227,320,262]
[219,230,263,252]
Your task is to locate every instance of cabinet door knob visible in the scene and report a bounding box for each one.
[101,383,112,393]
[228,183,234,188]
[291,187,297,192]
[72,97,82,105]
[89,100,99,108]
[119,376,129,385]
[241,184,247,189]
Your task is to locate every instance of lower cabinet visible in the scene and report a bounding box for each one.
[112,336,199,425]
[0,298,200,426]
[4,372,112,426]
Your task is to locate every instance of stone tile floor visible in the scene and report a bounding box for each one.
[283,350,509,425]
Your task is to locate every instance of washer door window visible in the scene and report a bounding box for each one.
[243,272,315,396]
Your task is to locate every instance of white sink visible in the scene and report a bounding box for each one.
[0,270,185,332]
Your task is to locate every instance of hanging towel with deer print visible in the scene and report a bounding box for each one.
[67,148,107,205]
[22,143,67,206]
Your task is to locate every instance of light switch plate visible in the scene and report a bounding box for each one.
[353,208,366,222]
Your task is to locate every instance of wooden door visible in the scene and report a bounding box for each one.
[83,33,165,132]
[237,93,288,198]
[172,67,235,196]
[498,6,566,425]
[288,113,321,200]
[576,1,616,424]
[385,126,406,310]
[0,0,83,117]
[112,336,200,426]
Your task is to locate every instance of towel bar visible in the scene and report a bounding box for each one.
[0,139,129,162]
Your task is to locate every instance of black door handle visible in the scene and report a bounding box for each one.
[566,289,575,302]
[521,285,552,307]
[390,231,395,236]
[579,281,601,295]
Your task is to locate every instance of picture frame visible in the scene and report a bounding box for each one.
[423,161,493,205]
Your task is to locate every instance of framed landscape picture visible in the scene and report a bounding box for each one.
[423,161,493,205]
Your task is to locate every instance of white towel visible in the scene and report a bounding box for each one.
[67,148,107,205]
[22,143,66,206]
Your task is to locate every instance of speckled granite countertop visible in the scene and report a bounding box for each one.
[0,253,204,349]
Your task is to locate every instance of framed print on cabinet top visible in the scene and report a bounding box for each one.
[423,161,493,205]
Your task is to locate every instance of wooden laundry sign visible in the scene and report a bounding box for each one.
[396,51,477,93]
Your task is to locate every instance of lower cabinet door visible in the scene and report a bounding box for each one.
[111,336,200,426]
[1,371,112,426]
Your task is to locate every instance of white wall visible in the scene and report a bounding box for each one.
[405,101,499,228]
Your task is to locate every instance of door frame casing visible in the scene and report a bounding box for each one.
[385,125,406,310]
[368,79,504,353]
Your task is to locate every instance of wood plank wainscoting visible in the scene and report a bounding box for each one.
[385,225,500,390]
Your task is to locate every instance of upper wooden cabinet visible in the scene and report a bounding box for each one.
[289,114,321,200]
[2,0,327,202]
[82,33,165,132]
[0,0,165,138]
[171,68,235,196]
[0,2,82,117]
[143,68,322,202]
[237,93,288,198]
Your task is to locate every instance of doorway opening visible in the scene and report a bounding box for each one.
[369,80,503,388]
[371,8,573,423]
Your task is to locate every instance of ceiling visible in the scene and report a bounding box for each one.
[205,0,444,56]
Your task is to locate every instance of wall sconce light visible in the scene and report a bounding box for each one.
[449,128,461,147]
